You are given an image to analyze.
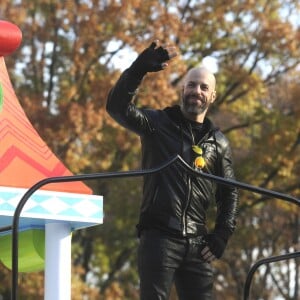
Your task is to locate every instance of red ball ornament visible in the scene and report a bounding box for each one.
[0,20,22,56]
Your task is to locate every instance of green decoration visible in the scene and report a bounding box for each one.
[0,229,45,272]
[192,145,203,155]
[0,82,3,112]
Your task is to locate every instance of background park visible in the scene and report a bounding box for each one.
[0,0,299,299]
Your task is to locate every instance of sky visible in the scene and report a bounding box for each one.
[106,41,219,74]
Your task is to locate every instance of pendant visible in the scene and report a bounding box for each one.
[192,145,203,155]
[192,145,205,169]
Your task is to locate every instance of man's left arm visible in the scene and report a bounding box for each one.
[201,138,239,262]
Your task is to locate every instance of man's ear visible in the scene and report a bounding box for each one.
[211,90,217,103]
[181,85,185,96]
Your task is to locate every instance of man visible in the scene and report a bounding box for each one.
[106,40,239,300]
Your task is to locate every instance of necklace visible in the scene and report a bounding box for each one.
[188,122,206,169]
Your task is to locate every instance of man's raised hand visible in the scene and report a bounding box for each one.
[129,40,178,78]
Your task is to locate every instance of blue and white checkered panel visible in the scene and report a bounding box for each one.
[0,187,103,229]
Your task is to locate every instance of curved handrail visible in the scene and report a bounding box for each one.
[0,225,12,233]
[243,251,300,300]
[10,155,300,299]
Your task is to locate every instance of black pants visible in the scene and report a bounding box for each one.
[138,230,214,300]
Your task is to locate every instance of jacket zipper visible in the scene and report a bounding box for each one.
[181,126,216,236]
[182,175,192,236]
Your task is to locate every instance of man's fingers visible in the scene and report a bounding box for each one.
[160,46,178,70]
[201,246,216,262]
[165,46,178,59]
[152,40,178,60]
[201,246,210,256]
[154,39,160,45]
[150,39,160,49]
[161,62,168,69]
[159,46,177,70]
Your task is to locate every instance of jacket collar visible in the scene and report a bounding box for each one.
[164,105,217,132]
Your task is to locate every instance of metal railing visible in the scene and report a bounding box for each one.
[0,155,299,299]
[243,251,300,300]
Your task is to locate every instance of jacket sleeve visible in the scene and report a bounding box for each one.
[106,69,154,135]
[214,134,239,240]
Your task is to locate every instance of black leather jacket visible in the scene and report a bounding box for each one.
[106,70,238,239]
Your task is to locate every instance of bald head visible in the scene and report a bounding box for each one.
[184,67,216,90]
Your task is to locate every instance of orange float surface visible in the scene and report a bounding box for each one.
[0,21,91,194]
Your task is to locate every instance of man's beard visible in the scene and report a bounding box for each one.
[181,94,210,115]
